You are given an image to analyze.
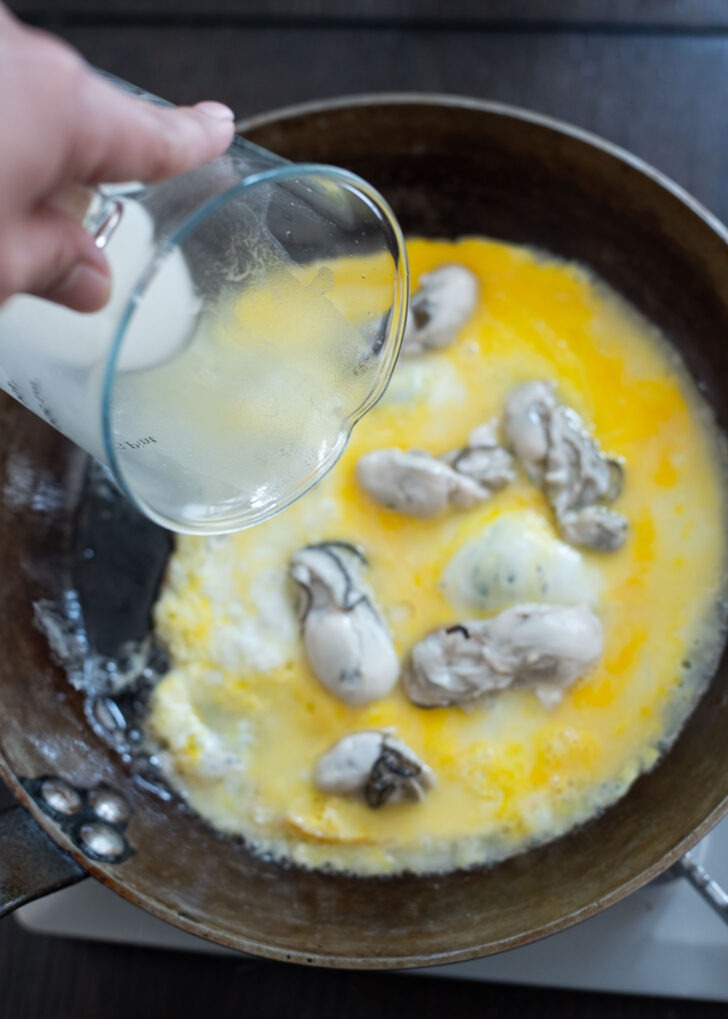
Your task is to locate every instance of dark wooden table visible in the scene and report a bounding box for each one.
[3,2,728,1016]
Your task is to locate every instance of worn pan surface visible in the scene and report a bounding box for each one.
[2,95,728,968]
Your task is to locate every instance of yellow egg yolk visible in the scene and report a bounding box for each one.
[148,237,728,876]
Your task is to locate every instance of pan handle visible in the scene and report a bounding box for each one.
[671,851,728,926]
[4,800,728,932]
[0,806,86,918]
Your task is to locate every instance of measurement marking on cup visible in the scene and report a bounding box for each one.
[6,377,29,408]
[29,378,59,427]
[115,436,158,451]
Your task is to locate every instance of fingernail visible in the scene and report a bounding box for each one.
[194,101,235,122]
[46,261,112,313]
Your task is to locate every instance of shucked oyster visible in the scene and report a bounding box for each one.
[314,730,435,807]
[440,419,515,491]
[503,380,627,551]
[404,603,604,709]
[356,448,489,518]
[289,542,399,706]
[401,264,478,356]
[502,380,556,481]
[557,504,628,551]
[356,420,514,518]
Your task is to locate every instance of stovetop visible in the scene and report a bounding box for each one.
[16,815,728,1000]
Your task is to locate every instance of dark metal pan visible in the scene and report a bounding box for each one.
[2,95,728,967]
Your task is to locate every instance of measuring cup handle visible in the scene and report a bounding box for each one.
[83,192,125,251]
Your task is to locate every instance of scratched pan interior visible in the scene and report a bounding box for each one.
[3,95,728,967]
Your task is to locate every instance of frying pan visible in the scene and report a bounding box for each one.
[2,95,728,967]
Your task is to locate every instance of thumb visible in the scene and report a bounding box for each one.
[0,207,111,312]
[75,72,237,185]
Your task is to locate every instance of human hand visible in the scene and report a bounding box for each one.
[0,4,235,312]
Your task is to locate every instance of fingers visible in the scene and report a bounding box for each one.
[43,253,111,313]
[0,208,111,312]
[48,182,96,223]
[0,12,237,311]
[0,18,235,196]
[72,70,236,185]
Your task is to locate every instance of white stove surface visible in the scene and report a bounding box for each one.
[16,814,728,1001]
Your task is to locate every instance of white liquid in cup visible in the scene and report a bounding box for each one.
[0,200,198,462]
[110,252,386,529]
[0,195,404,533]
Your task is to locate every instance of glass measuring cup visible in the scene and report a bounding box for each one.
[0,75,408,534]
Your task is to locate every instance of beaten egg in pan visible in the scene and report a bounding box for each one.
[147,237,728,876]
